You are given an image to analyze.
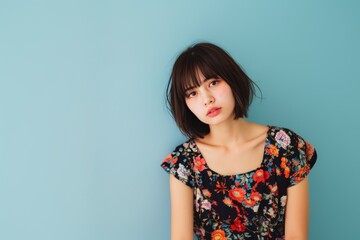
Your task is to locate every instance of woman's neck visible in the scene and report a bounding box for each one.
[201,118,256,147]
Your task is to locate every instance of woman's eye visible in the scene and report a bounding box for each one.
[186,91,196,98]
[209,80,219,87]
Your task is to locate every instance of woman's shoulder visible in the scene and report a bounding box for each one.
[267,125,318,187]
[268,124,317,162]
[162,138,200,167]
[268,124,294,133]
[267,125,309,142]
[161,138,198,188]
[169,138,198,155]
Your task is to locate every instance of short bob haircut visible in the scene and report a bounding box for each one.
[166,42,261,139]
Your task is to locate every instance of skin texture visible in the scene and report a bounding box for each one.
[285,177,310,240]
[170,175,194,240]
[169,73,310,239]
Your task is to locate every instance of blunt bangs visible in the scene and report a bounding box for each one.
[175,51,220,99]
[166,42,261,139]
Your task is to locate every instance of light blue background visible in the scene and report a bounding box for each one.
[1,0,359,239]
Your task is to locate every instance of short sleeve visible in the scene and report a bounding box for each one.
[160,144,195,188]
[284,130,318,188]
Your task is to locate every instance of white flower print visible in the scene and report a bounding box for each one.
[201,199,211,211]
[275,130,291,149]
[280,196,287,207]
[268,208,276,218]
[195,188,202,212]
[177,163,190,180]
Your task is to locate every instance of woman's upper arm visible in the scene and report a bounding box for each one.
[284,176,310,240]
[169,174,194,240]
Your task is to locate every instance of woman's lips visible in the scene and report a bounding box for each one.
[207,107,221,117]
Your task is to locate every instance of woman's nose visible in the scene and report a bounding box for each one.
[203,93,214,106]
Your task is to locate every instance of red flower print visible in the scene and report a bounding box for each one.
[266,144,279,157]
[253,169,270,183]
[211,229,227,240]
[164,154,177,164]
[298,139,305,149]
[250,192,262,202]
[268,184,278,194]
[244,198,256,207]
[194,156,206,172]
[284,167,290,178]
[280,157,287,168]
[223,198,233,207]
[244,192,262,207]
[229,188,246,203]
[215,181,227,194]
[230,218,246,232]
[305,141,315,160]
[280,157,290,178]
[293,166,310,183]
[202,189,212,198]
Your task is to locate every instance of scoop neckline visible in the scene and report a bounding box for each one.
[190,125,272,177]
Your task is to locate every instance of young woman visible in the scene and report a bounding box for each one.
[161,42,317,240]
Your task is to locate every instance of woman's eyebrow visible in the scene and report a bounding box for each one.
[184,77,217,91]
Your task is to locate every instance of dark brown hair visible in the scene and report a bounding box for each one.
[166,42,261,139]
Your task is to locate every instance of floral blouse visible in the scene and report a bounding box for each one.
[161,126,317,240]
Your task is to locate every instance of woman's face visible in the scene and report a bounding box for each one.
[184,72,236,126]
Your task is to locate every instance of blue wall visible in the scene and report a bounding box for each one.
[1,0,359,239]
